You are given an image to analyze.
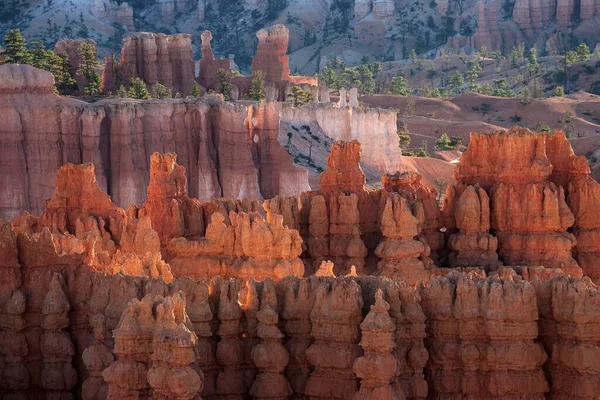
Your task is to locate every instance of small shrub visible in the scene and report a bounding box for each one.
[536,123,551,132]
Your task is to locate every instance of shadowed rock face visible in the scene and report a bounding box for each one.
[3,122,600,398]
[104,32,196,95]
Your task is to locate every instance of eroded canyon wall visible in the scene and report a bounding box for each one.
[280,102,405,176]
[104,32,196,95]
[0,64,309,219]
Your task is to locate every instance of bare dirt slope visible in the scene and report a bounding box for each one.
[361,92,600,161]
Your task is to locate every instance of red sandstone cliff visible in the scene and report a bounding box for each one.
[0,64,308,220]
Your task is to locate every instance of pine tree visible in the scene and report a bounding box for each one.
[466,59,482,91]
[248,70,266,101]
[491,50,504,69]
[190,82,201,98]
[217,68,233,100]
[415,140,430,157]
[356,64,375,94]
[532,78,543,98]
[518,87,531,105]
[554,86,565,97]
[290,86,314,107]
[50,52,77,95]
[477,83,493,95]
[77,42,101,101]
[30,40,50,70]
[1,29,32,65]
[491,78,515,97]
[526,47,541,76]
[576,43,591,61]
[127,77,150,99]
[435,133,453,150]
[116,85,129,98]
[150,83,173,99]
[318,66,338,89]
[387,75,411,95]
[409,49,417,64]
[448,71,465,96]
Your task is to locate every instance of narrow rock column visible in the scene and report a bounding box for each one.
[305,279,364,399]
[329,192,368,275]
[545,276,600,399]
[348,88,359,108]
[567,176,600,283]
[447,185,501,270]
[82,315,115,400]
[250,278,292,399]
[0,223,29,395]
[338,88,347,107]
[0,290,29,395]
[147,293,204,399]
[375,192,432,285]
[353,289,404,400]
[280,277,314,399]
[215,280,246,399]
[318,86,331,103]
[382,280,428,400]
[40,274,78,397]
[240,279,260,393]
[180,280,218,398]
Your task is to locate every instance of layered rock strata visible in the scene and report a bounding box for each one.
[307,141,369,275]
[197,30,232,90]
[0,64,308,219]
[280,102,404,176]
[382,173,443,261]
[305,278,363,399]
[448,127,583,277]
[532,276,600,399]
[4,123,600,399]
[105,32,195,95]
[167,209,305,280]
[382,279,428,399]
[40,273,78,397]
[6,204,600,400]
[421,273,549,398]
[82,315,114,400]
[249,279,293,399]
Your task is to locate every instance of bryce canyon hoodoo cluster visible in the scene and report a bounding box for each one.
[4,0,600,394]
[2,77,600,399]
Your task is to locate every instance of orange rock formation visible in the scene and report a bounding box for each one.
[446,127,585,277]
[3,123,600,399]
